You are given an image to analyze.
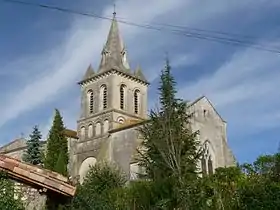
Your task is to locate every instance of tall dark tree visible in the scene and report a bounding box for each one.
[138,58,201,208]
[22,125,43,165]
[44,109,69,176]
[139,58,200,179]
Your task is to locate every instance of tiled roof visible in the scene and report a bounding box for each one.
[63,129,78,139]
[0,154,76,197]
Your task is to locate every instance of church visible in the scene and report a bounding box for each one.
[0,13,236,183]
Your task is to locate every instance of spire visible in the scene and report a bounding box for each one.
[98,9,130,73]
[134,65,147,82]
[83,64,95,80]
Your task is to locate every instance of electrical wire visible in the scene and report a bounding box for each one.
[2,0,280,54]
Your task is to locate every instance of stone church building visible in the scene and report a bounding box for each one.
[0,14,235,184]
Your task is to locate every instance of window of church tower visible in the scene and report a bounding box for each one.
[87,90,94,114]
[95,122,101,136]
[100,85,108,110]
[80,127,86,139]
[120,84,126,110]
[103,120,109,133]
[134,89,140,114]
[88,124,93,138]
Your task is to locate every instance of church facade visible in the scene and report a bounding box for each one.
[0,15,236,184]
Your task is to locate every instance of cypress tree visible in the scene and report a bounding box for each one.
[44,109,69,176]
[138,58,201,208]
[22,125,43,165]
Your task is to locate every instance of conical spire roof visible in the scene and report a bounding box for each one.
[83,64,95,80]
[98,13,130,73]
[79,12,148,85]
[134,65,147,82]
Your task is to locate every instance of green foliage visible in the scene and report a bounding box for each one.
[238,176,280,210]
[22,125,43,165]
[70,163,126,210]
[0,172,24,210]
[54,151,68,176]
[44,109,69,176]
[138,59,200,209]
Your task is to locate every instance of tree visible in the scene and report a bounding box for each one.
[138,59,201,208]
[0,172,24,210]
[22,125,43,165]
[69,163,126,210]
[44,109,69,176]
[54,151,68,176]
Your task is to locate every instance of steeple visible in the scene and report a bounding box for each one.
[82,64,95,80]
[134,65,147,82]
[98,10,130,73]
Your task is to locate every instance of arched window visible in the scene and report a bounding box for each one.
[100,85,107,110]
[201,156,207,176]
[120,84,126,110]
[80,126,86,139]
[134,89,140,114]
[95,122,101,136]
[201,141,215,175]
[103,119,109,133]
[88,124,93,138]
[87,90,94,114]
[208,157,213,175]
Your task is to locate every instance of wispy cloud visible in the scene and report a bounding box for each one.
[0,0,189,128]
[1,0,279,161]
[178,42,280,135]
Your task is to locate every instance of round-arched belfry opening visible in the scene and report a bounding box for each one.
[78,157,97,184]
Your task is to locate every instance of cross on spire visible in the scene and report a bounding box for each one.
[113,4,116,18]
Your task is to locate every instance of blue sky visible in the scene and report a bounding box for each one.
[0,0,280,164]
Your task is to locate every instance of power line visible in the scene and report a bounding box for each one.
[115,19,280,54]
[2,0,280,54]
[116,16,258,41]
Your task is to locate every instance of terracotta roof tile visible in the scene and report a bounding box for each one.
[0,154,76,197]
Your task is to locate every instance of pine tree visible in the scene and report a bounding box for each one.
[44,109,69,176]
[22,125,43,165]
[138,58,201,208]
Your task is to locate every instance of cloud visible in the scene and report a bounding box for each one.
[178,42,280,135]
[40,103,79,140]
[0,0,189,128]
[1,0,278,145]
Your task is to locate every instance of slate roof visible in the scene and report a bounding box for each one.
[78,15,148,85]
[82,65,95,80]
[134,65,147,82]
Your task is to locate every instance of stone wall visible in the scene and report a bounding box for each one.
[14,182,46,210]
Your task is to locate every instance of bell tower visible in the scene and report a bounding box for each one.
[77,12,149,142]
